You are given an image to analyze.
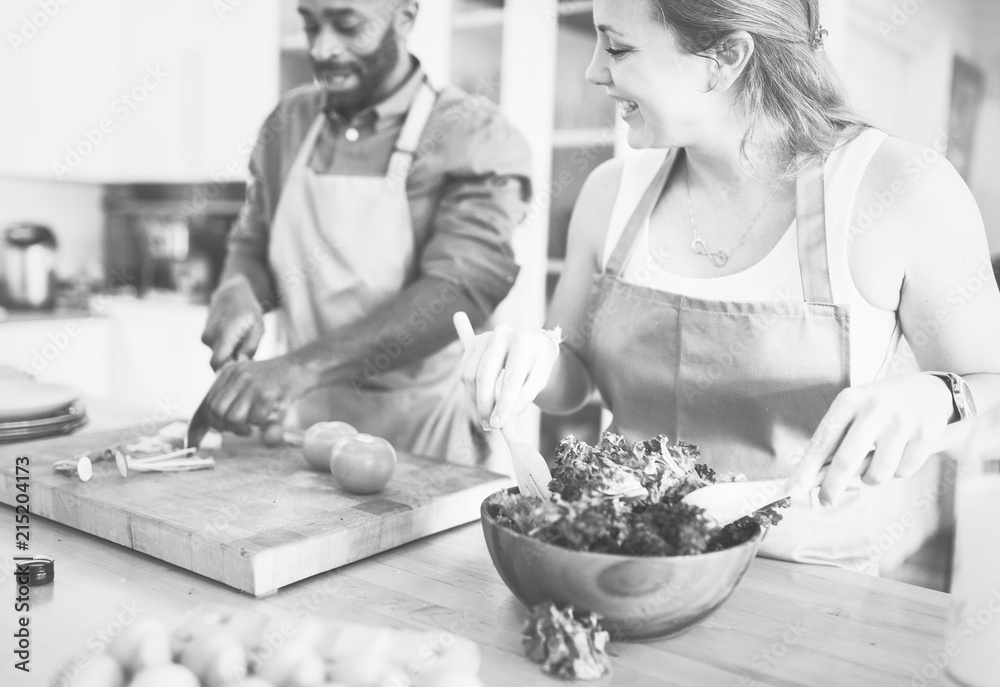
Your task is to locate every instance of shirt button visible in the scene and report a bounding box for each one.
[345,127,360,142]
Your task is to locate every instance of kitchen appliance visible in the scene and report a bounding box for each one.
[1,223,58,309]
[0,429,511,596]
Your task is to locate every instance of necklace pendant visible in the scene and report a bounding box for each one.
[708,250,729,267]
[690,238,729,267]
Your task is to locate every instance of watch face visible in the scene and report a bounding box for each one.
[960,378,978,418]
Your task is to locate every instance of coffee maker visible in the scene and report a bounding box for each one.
[1,223,58,309]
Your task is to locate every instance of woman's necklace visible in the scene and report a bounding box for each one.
[685,166,783,268]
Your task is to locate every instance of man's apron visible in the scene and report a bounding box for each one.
[584,149,876,573]
[268,80,481,464]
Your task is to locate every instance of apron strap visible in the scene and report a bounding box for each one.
[605,148,680,277]
[387,79,438,183]
[291,114,329,175]
[794,156,835,304]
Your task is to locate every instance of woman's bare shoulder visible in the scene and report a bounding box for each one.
[857,134,980,233]
[851,133,988,306]
[566,157,628,256]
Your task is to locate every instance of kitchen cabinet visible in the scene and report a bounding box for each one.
[0,0,279,183]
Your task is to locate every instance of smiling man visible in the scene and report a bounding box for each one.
[200,0,532,464]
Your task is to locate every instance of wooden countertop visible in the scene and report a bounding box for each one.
[3,402,953,686]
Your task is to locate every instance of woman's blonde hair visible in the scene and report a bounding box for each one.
[650,0,870,170]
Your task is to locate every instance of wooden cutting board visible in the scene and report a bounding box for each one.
[0,429,511,596]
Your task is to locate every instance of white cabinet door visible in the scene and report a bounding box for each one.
[0,0,279,183]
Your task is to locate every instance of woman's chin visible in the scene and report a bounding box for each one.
[625,126,655,150]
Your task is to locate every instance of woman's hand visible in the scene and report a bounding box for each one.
[459,325,561,431]
[788,372,955,506]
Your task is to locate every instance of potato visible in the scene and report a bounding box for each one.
[255,640,326,687]
[292,618,333,651]
[128,663,201,687]
[71,654,126,687]
[326,630,394,687]
[170,607,231,657]
[108,617,171,675]
[180,630,248,687]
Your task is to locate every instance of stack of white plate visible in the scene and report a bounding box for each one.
[0,381,88,443]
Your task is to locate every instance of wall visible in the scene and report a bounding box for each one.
[829,0,1000,251]
[0,177,104,279]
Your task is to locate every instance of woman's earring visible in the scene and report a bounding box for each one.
[703,56,721,93]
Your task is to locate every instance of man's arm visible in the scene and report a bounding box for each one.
[290,275,487,388]
[202,109,283,368]
[218,145,277,309]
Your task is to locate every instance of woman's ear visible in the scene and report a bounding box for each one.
[711,31,755,92]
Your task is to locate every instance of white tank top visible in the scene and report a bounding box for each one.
[601,129,902,387]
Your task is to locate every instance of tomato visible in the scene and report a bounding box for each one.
[301,421,358,471]
[330,434,396,494]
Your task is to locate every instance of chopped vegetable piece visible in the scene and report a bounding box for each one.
[523,603,611,680]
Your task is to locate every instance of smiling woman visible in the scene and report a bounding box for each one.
[460,0,1000,575]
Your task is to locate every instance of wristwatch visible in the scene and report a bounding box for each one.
[925,372,977,422]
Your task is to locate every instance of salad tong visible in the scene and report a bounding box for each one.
[453,312,553,499]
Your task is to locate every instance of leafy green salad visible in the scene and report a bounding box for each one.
[488,432,788,556]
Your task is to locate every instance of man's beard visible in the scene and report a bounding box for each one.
[312,24,400,117]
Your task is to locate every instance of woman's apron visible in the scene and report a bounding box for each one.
[584,149,876,574]
[267,80,482,464]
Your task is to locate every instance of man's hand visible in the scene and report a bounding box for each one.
[204,356,315,437]
[201,277,265,370]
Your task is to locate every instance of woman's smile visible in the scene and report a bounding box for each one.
[611,95,639,119]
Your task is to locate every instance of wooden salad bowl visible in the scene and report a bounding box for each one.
[480,488,764,640]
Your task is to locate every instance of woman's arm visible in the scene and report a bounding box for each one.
[791,136,1000,504]
[459,158,624,429]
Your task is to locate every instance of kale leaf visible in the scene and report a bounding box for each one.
[523,602,611,680]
